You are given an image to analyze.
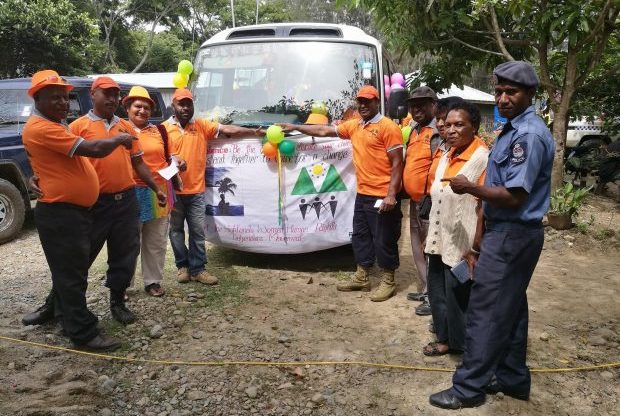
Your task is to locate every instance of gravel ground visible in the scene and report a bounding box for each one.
[0,195,619,416]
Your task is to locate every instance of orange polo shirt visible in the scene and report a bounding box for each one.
[403,121,439,202]
[336,114,403,197]
[163,117,219,195]
[22,113,99,207]
[428,141,447,186]
[442,136,487,186]
[69,112,142,194]
[132,124,167,188]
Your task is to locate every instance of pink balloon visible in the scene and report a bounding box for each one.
[385,84,391,98]
[391,83,404,90]
[384,74,390,86]
[391,73,404,86]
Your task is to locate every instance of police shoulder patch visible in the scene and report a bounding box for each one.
[510,142,527,164]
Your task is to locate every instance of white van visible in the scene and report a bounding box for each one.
[189,23,389,253]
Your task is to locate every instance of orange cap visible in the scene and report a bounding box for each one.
[305,113,329,125]
[28,69,74,97]
[172,88,193,102]
[122,86,155,108]
[356,85,380,100]
[91,76,120,92]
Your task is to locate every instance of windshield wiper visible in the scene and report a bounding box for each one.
[0,121,20,125]
[236,122,273,128]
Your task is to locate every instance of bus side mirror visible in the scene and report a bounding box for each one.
[387,88,408,120]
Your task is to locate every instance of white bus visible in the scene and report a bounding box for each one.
[190,23,389,253]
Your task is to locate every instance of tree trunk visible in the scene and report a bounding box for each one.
[551,103,569,191]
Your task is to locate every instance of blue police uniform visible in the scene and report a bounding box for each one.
[450,104,555,401]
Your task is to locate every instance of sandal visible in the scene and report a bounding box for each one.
[423,342,450,356]
[145,283,165,297]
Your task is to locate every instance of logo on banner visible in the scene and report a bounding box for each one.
[205,167,244,216]
[292,162,347,220]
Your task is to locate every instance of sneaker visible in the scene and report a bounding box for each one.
[77,333,121,352]
[407,292,426,301]
[415,298,432,316]
[177,267,190,283]
[192,270,219,285]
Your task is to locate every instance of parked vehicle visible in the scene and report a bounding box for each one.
[566,117,618,149]
[0,77,166,244]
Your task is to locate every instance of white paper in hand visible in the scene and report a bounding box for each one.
[158,162,179,180]
[374,199,383,209]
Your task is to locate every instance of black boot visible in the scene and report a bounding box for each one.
[22,297,55,326]
[110,290,136,325]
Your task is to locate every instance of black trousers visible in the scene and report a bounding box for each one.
[35,202,99,344]
[427,254,469,352]
[451,222,544,400]
[89,190,140,293]
[351,193,402,270]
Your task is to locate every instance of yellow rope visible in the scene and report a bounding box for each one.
[1,335,618,373]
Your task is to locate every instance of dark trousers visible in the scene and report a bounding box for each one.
[451,222,544,400]
[89,190,140,293]
[35,202,99,344]
[351,193,402,270]
[427,255,468,351]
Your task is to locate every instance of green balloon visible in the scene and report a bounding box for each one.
[278,139,296,156]
[266,125,284,144]
[178,60,193,75]
[402,125,412,145]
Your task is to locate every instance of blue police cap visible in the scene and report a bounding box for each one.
[493,61,539,88]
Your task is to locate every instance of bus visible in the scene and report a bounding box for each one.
[190,23,389,253]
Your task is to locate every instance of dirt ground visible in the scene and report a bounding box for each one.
[0,194,618,416]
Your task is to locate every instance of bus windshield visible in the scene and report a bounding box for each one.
[192,41,379,126]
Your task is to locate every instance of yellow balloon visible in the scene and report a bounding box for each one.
[312,164,324,176]
[172,72,189,89]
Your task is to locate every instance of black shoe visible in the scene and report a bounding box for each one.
[76,334,121,352]
[110,302,136,325]
[429,388,485,410]
[407,292,426,301]
[415,299,432,316]
[484,380,529,401]
[22,303,55,326]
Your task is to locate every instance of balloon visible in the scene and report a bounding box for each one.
[311,101,328,116]
[178,60,194,75]
[261,136,268,145]
[390,73,404,86]
[172,72,188,88]
[391,83,404,90]
[384,74,390,87]
[385,84,391,98]
[266,125,284,144]
[262,142,278,158]
[401,126,412,145]
[278,139,296,156]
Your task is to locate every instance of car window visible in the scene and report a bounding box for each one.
[67,92,81,123]
[0,89,32,125]
[116,89,163,119]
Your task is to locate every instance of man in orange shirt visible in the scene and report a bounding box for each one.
[70,77,165,325]
[280,85,404,302]
[402,86,441,315]
[164,89,263,285]
[21,70,137,350]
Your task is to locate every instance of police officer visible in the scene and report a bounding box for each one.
[429,61,555,409]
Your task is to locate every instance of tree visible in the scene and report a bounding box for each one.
[215,177,237,202]
[342,0,619,189]
[0,0,102,78]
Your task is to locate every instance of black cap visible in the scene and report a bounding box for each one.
[493,61,539,88]
[407,86,438,101]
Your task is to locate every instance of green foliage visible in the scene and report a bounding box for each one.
[549,183,592,216]
[0,0,103,77]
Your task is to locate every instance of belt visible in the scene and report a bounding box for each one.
[98,188,135,201]
[36,201,92,211]
[485,220,543,231]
